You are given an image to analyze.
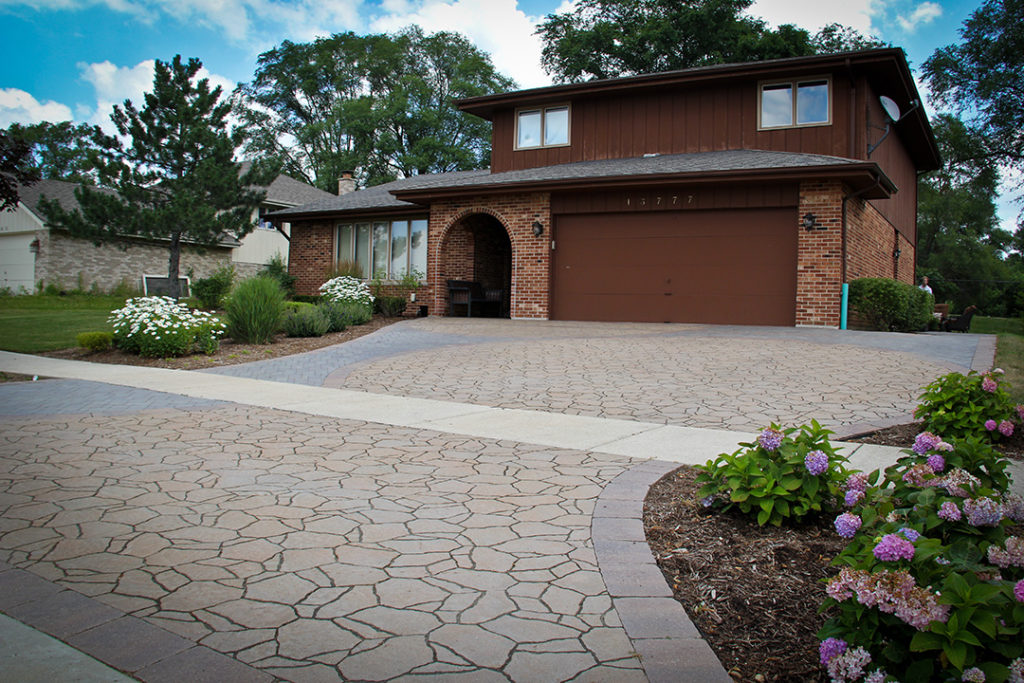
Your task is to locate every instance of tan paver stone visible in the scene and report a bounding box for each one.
[435,568,515,592]
[115,569,169,599]
[277,548,336,572]
[504,651,598,681]
[245,574,318,604]
[483,615,582,643]
[376,578,450,609]
[302,517,359,536]
[160,580,243,612]
[430,624,515,669]
[348,606,442,635]
[458,591,517,624]
[337,636,434,681]
[210,598,298,628]
[554,570,607,596]
[146,547,220,566]
[319,563,389,587]
[200,627,276,654]
[277,618,360,660]
[220,539,281,563]
[58,552,141,573]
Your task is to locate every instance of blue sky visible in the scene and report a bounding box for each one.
[0,0,1014,227]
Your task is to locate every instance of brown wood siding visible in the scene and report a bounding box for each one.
[551,183,798,215]
[551,208,797,325]
[861,83,918,244]
[491,76,853,173]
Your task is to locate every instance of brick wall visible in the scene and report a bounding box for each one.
[845,197,914,284]
[288,220,334,296]
[35,230,231,293]
[796,181,844,326]
[429,193,551,319]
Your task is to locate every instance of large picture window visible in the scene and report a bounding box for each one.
[759,78,830,129]
[516,105,570,149]
[336,218,428,279]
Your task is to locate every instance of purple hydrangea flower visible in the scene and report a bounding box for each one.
[845,472,868,492]
[758,427,784,452]
[827,646,872,682]
[986,537,1024,569]
[985,419,998,431]
[963,497,1003,527]
[903,463,935,487]
[819,637,847,665]
[1004,493,1024,523]
[845,489,865,507]
[935,440,954,452]
[900,527,921,542]
[999,420,1014,437]
[982,376,998,393]
[937,501,962,522]
[963,667,986,683]
[913,431,940,455]
[926,454,946,473]
[873,533,916,562]
[1015,579,1024,603]
[1017,404,1024,421]
[834,513,862,539]
[864,671,887,683]
[805,450,828,476]
[700,495,715,508]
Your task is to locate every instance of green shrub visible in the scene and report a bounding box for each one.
[292,294,322,304]
[191,264,235,310]
[259,253,296,299]
[695,420,853,526]
[375,295,407,317]
[914,370,1021,444]
[225,277,286,344]
[849,277,934,332]
[76,331,113,352]
[109,278,141,298]
[319,300,370,331]
[284,301,314,314]
[818,432,1024,681]
[282,305,330,337]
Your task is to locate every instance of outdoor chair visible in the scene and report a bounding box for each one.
[447,280,504,317]
[943,305,977,332]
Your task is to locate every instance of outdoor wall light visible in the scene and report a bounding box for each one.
[532,220,544,237]
[802,213,824,231]
[893,246,902,259]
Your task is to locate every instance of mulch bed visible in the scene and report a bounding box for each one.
[643,426,1023,682]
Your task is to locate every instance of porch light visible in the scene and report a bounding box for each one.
[802,213,823,231]
[532,220,544,237]
[893,246,901,259]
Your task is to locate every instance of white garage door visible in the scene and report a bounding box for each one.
[0,234,37,293]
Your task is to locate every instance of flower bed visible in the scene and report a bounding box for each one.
[109,296,225,357]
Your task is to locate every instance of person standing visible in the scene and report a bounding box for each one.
[919,276,933,295]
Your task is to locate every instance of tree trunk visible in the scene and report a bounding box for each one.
[168,232,182,299]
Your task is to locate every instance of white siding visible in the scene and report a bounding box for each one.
[0,233,36,292]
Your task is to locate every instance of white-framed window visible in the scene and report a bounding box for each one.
[256,206,276,230]
[516,105,570,149]
[758,78,831,129]
[336,218,428,279]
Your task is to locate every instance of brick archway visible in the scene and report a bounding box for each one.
[432,211,514,317]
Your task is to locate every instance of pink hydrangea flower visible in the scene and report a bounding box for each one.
[846,473,868,492]
[874,533,916,561]
[963,497,1003,527]
[985,419,998,431]
[1015,579,1024,603]
[999,420,1014,437]
[913,431,940,455]
[982,376,998,393]
[937,501,962,522]
[1017,404,1024,421]
[963,667,986,683]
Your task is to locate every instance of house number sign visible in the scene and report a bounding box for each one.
[624,193,696,209]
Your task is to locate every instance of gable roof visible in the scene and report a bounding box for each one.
[238,162,336,207]
[268,149,894,220]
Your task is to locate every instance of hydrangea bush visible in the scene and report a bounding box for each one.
[819,431,1024,682]
[695,421,854,526]
[109,296,224,357]
[319,276,374,310]
[915,370,1022,444]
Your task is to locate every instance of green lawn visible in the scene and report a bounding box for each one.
[966,316,1024,403]
[0,295,125,353]
[970,315,1024,336]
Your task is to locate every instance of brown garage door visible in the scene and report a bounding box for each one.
[551,208,797,325]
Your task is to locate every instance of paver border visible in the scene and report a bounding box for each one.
[592,460,733,683]
[0,559,272,683]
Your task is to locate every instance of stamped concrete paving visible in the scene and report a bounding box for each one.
[0,405,646,681]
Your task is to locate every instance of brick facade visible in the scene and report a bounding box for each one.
[35,230,231,294]
[289,221,335,296]
[846,197,915,284]
[796,181,844,326]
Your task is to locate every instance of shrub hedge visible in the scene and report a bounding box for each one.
[849,278,933,332]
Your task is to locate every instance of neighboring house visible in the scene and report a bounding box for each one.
[0,171,333,293]
[272,47,939,327]
[233,163,336,277]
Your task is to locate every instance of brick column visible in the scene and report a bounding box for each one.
[288,221,334,296]
[796,181,843,327]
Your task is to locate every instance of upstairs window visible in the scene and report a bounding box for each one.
[516,105,570,149]
[759,79,830,129]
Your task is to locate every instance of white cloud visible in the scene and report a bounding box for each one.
[369,0,552,88]
[896,1,942,33]
[747,0,878,34]
[0,89,74,128]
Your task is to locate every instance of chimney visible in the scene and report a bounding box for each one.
[338,171,355,196]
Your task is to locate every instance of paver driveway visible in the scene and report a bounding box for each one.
[0,320,991,681]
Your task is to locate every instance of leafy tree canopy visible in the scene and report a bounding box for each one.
[234,26,515,190]
[922,0,1024,177]
[536,0,885,83]
[917,114,1020,316]
[4,120,101,184]
[0,129,40,211]
[39,55,277,297]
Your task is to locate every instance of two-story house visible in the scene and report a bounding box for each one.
[274,47,939,327]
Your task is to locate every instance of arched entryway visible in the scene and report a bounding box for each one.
[439,213,513,317]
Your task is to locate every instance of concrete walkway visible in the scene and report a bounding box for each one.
[0,322,1007,682]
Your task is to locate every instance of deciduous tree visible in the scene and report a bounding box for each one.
[4,121,101,184]
[0,129,40,211]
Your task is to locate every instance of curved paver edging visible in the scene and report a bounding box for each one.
[592,460,733,683]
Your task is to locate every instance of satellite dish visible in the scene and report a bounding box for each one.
[879,96,901,122]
